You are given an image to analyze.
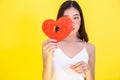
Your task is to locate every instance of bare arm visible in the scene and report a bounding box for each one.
[86,43,95,80]
[69,43,95,80]
[42,39,57,80]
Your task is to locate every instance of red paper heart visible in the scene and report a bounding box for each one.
[42,16,73,42]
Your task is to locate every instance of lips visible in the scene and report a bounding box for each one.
[73,28,75,30]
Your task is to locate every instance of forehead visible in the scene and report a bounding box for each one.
[63,7,80,16]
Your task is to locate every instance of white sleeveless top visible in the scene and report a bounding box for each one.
[53,43,89,80]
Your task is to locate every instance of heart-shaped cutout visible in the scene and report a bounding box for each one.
[42,16,73,42]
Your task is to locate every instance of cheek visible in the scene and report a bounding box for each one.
[75,20,81,31]
[77,19,81,25]
[74,20,81,28]
[73,19,81,25]
[76,22,80,27]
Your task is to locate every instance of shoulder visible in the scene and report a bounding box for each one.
[85,42,95,56]
[85,42,95,50]
[85,42,95,66]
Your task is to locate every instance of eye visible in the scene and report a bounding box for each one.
[74,17,79,19]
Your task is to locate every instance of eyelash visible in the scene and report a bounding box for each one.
[74,17,79,19]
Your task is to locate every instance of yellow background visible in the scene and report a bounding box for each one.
[0,0,120,80]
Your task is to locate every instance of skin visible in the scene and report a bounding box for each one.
[42,7,95,80]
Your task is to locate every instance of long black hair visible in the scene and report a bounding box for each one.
[57,0,88,42]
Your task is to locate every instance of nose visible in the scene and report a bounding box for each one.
[71,19,75,26]
[68,17,75,26]
[70,18,75,30]
[70,17,75,23]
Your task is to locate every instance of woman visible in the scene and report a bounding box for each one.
[42,0,95,80]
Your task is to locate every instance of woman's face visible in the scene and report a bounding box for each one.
[63,7,81,37]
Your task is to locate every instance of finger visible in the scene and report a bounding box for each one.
[83,65,90,73]
[50,46,58,52]
[73,63,84,72]
[73,66,83,72]
[73,66,85,74]
[46,45,58,53]
[71,61,87,73]
[79,63,89,73]
[43,42,57,50]
[49,39,57,42]
[75,70,84,74]
[70,61,84,69]
[74,66,88,74]
[43,39,57,47]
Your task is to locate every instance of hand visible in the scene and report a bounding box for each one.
[70,61,90,74]
[42,39,58,58]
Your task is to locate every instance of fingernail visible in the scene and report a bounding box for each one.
[50,39,57,42]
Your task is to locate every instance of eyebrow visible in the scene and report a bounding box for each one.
[63,15,69,17]
[63,14,80,17]
[73,14,80,16]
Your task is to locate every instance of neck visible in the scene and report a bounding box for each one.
[63,35,83,42]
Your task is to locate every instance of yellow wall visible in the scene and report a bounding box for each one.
[0,0,120,80]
